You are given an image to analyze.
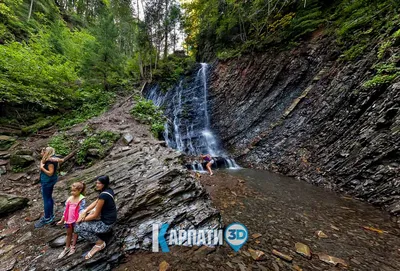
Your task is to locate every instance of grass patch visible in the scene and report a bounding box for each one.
[77,131,120,165]
[48,134,75,156]
[130,96,166,138]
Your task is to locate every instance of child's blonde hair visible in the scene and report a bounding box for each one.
[71,182,86,196]
[41,147,55,163]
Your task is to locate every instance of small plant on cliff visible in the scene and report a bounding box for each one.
[77,131,120,165]
[130,96,166,138]
[48,134,75,156]
[363,62,400,89]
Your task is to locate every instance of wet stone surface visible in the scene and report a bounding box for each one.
[116,169,400,271]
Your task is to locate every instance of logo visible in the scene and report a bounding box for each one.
[152,222,248,252]
[224,222,248,252]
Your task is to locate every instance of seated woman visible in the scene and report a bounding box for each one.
[75,175,117,260]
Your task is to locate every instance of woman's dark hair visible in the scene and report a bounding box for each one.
[97,175,110,190]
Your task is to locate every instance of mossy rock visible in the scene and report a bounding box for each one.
[21,116,60,135]
[0,194,29,217]
[10,154,35,168]
[0,135,16,151]
[15,149,34,156]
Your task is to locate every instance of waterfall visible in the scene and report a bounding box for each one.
[146,63,239,169]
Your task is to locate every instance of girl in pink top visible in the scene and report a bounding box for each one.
[56,182,86,259]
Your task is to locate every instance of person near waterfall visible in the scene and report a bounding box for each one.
[75,175,117,260]
[200,154,214,176]
[35,147,64,228]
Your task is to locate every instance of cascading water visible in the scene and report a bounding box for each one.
[146,63,239,170]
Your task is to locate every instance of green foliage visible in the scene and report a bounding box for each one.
[0,37,79,108]
[57,88,116,129]
[1,0,147,129]
[363,63,400,88]
[48,134,74,156]
[130,96,166,138]
[153,54,195,92]
[342,44,367,61]
[77,131,120,165]
[11,165,25,173]
[22,116,60,134]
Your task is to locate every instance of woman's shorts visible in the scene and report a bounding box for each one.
[209,159,215,164]
[65,222,76,229]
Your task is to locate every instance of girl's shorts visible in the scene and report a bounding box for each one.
[65,223,76,228]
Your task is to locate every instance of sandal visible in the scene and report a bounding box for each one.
[67,245,76,256]
[84,242,106,260]
[58,247,70,259]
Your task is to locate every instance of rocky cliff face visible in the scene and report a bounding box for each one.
[209,34,400,214]
[0,99,221,270]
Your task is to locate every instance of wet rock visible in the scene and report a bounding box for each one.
[248,248,265,260]
[0,257,16,271]
[120,146,131,152]
[17,231,32,243]
[159,260,170,271]
[10,154,34,168]
[272,261,280,271]
[317,253,348,267]
[48,235,66,248]
[0,166,6,175]
[8,173,26,181]
[0,194,29,217]
[238,263,247,271]
[0,228,19,239]
[272,249,293,262]
[0,151,11,159]
[155,141,167,147]
[295,242,311,259]
[315,230,328,238]
[0,136,16,151]
[122,133,134,145]
[0,159,8,166]
[0,244,14,255]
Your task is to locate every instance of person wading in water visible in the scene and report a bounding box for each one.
[200,154,214,176]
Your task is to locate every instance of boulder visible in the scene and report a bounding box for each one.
[10,154,35,168]
[14,149,34,156]
[19,143,221,270]
[0,136,16,151]
[122,133,134,145]
[0,193,29,217]
[87,148,100,156]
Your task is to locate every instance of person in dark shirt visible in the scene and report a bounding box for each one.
[35,147,64,228]
[75,175,117,260]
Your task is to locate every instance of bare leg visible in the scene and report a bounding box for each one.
[206,162,213,176]
[72,233,78,247]
[66,227,73,248]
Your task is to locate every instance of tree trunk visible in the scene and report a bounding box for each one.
[163,0,169,58]
[28,0,34,20]
[137,0,144,78]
